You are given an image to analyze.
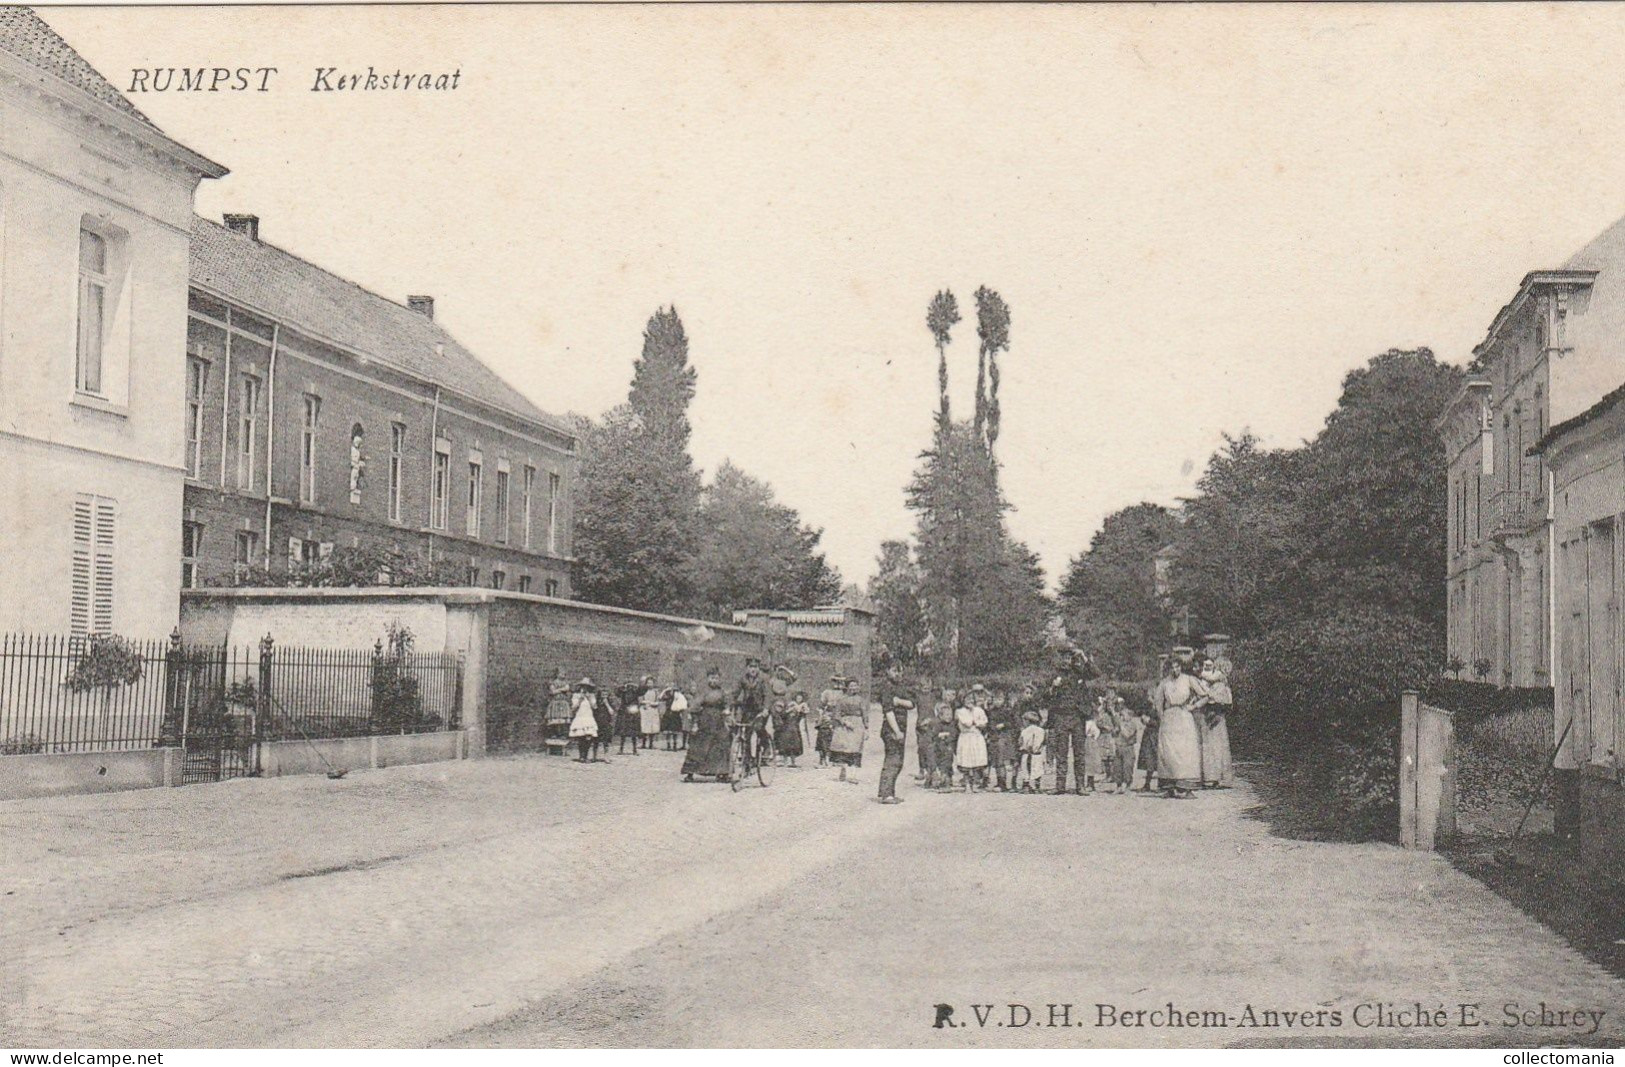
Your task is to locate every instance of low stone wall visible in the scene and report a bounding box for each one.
[259,731,464,778]
[0,748,176,801]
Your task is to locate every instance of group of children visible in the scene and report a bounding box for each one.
[551,671,691,761]
[914,681,1153,794]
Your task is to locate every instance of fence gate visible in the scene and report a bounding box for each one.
[169,641,260,784]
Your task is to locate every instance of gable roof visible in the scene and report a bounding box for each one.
[189,217,572,443]
[1535,378,1625,456]
[0,7,159,131]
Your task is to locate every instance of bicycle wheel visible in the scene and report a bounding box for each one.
[756,733,776,788]
[730,733,747,792]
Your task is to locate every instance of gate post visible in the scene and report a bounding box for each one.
[159,628,184,748]
[255,634,275,777]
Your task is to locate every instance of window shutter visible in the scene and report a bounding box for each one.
[71,496,93,636]
[318,541,334,561]
[92,499,115,634]
[288,537,302,568]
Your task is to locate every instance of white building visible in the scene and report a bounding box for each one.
[0,9,225,637]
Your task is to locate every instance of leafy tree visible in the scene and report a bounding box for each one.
[688,461,842,620]
[1059,502,1182,677]
[64,634,146,740]
[867,539,929,668]
[573,404,701,613]
[1163,348,1461,834]
[1295,348,1461,631]
[1173,432,1309,636]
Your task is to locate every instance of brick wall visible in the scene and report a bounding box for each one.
[483,598,861,753]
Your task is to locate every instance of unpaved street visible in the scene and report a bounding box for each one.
[3,735,1622,1048]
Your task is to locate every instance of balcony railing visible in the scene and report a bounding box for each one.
[1491,489,1543,539]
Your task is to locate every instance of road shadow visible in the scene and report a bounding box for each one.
[1445,833,1625,983]
[1234,760,1392,844]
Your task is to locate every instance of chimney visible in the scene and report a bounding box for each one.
[407,295,435,320]
[222,214,260,242]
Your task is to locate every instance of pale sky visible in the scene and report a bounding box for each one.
[40,3,1625,587]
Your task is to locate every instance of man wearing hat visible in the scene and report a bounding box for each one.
[734,658,768,729]
[1045,647,1099,795]
[816,674,846,765]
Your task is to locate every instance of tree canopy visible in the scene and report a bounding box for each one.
[1059,502,1182,678]
[688,460,842,621]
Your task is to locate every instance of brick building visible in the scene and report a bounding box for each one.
[180,214,577,596]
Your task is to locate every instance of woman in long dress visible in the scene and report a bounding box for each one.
[1197,657,1235,788]
[682,669,733,782]
[829,678,869,784]
[1153,658,1203,799]
[955,689,990,792]
[567,678,600,762]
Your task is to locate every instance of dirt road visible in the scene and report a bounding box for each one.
[3,737,1621,1048]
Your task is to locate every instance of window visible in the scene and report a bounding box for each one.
[234,530,259,581]
[491,569,506,590]
[495,469,510,544]
[70,494,115,636]
[544,578,559,597]
[388,423,406,523]
[466,458,483,537]
[547,472,561,554]
[185,358,208,478]
[466,565,479,586]
[431,444,450,530]
[237,375,261,490]
[287,538,328,571]
[518,575,532,594]
[300,395,321,503]
[76,229,107,395]
[522,465,536,548]
[181,521,203,589]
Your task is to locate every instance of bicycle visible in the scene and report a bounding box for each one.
[729,711,777,791]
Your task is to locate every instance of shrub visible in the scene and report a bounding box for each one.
[1,733,45,755]
[1236,607,1441,753]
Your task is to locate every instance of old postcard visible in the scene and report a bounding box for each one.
[1,1,1623,1054]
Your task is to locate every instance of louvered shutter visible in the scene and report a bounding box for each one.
[92,499,115,634]
[71,495,93,636]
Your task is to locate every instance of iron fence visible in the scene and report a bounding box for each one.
[0,632,463,758]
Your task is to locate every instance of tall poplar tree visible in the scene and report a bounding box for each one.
[572,307,704,613]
